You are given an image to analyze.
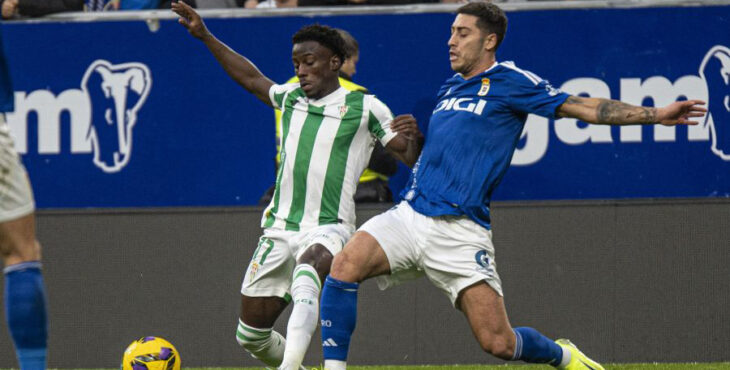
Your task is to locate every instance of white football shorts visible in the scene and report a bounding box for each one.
[240,223,353,300]
[361,201,502,307]
[0,114,35,223]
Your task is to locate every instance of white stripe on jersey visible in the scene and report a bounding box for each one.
[301,103,343,229]
[500,61,543,85]
[368,95,397,147]
[337,100,373,227]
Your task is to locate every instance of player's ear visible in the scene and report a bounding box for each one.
[330,55,342,71]
[484,33,498,52]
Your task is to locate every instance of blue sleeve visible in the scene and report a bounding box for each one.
[507,74,569,119]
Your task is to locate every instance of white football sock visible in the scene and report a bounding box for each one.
[324,359,347,370]
[558,346,572,368]
[236,319,286,367]
[279,264,321,370]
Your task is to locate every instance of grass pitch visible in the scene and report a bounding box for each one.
[8,364,729,369]
[185,364,730,370]
[344,365,729,370]
[333,365,730,370]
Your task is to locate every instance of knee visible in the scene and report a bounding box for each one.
[329,252,359,282]
[329,231,387,283]
[297,244,333,281]
[478,333,515,360]
[0,239,41,265]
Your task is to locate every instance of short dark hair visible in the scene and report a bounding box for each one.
[336,29,359,59]
[457,2,508,49]
[292,24,348,63]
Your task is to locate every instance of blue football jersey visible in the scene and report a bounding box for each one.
[402,61,569,229]
[0,26,13,113]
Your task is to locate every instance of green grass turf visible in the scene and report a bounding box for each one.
[177,364,730,370]
[8,365,730,370]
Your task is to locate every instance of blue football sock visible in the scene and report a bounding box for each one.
[4,261,48,370]
[511,327,562,365]
[320,276,359,361]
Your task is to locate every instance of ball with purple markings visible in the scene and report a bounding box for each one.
[121,336,181,370]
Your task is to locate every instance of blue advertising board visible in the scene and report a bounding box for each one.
[2,5,729,208]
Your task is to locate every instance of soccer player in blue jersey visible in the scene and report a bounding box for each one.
[319,2,707,370]
[0,25,48,370]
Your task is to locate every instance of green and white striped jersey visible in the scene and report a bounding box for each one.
[262,83,396,231]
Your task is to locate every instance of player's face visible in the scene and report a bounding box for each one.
[292,41,340,99]
[448,14,493,77]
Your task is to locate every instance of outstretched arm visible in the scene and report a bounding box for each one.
[385,114,424,168]
[557,96,707,126]
[172,1,274,106]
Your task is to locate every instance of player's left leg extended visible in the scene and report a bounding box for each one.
[459,282,602,368]
[278,243,332,370]
[320,231,392,370]
[1,213,47,370]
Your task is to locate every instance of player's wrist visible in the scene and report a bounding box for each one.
[198,30,215,42]
[652,107,665,124]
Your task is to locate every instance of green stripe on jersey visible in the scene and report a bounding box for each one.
[368,110,386,139]
[273,91,286,108]
[318,92,364,225]
[264,88,305,228]
[285,104,326,231]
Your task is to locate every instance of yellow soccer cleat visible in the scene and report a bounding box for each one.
[555,338,605,370]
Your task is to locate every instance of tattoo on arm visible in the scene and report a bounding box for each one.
[596,99,657,125]
[565,96,587,106]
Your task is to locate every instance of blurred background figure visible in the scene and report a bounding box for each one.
[244,0,296,8]
[84,0,117,10]
[197,0,244,8]
[85,0,200,11]
[1,0,83,19]
[298,0,441,5]
[119,0,160,9]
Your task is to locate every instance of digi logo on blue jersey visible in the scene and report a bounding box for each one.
[432,97,487,115]
[699,45,730,161]
[6,59,152,173]
[81,60,152,173]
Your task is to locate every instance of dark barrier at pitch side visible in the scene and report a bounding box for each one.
[0,200,728,367]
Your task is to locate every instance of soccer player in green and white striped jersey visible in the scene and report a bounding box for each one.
[172,2,423,369]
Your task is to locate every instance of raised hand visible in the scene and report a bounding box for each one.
[656,100,707,126]
[171,1,210,40]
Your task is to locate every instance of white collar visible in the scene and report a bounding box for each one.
[455,60,499,79]
[484,60,499,73]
